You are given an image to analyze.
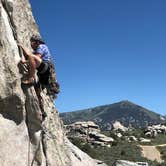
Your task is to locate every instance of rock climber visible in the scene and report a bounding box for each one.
[19,34,59,118]
[19,34,52,85]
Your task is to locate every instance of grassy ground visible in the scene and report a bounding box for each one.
[70,128,166,166]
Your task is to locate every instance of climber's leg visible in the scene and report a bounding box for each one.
[22,54,42,84]
[35,85,43,110]
[29,54,42,82]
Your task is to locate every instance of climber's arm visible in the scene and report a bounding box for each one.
[18,45,32,64]
[34,53,42,58]
[18,44,30,59]
[19,45,42,59]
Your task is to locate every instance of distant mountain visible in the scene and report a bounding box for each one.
[60,100,165,130]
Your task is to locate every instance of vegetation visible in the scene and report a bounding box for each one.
[70,137,161,166]
[102,129,166,146]
[102,128,145,138]
[150,135,166,145]
[70,127,166,166]
[157,146,166,162]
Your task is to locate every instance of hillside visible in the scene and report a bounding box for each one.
[60,100,165,130]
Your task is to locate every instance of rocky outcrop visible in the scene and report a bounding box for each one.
[139,138,151,143]
[127,136,138,142]
[145,124,166,138]
[0,0,106,165]
[66,121,100,137]
[66,121,100,133]
[66,121,114,147]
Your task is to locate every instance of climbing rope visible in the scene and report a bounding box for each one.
[28,137,31,166]
[30,135,41,166]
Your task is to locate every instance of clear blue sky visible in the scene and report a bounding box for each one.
[29,0,166,115]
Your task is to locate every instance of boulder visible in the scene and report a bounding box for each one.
[89,132,114,142]
[112,121,128,132]
[66,121,114,147]
[128,136,137,141]
[116,132,123,138]
[139,137,151,143]
[144,124,166,137]
[113,160,138,166]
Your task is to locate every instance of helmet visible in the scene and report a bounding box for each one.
[30,34,45,44]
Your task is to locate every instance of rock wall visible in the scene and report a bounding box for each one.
[0,0,106,165]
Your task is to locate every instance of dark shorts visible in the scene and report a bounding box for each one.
[36,61,50,87]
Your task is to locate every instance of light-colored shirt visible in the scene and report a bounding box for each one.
[35,44,51,62]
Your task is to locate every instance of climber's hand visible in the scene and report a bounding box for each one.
[17,44,29,58]
[17,44,23,49]
[20,58,29,64]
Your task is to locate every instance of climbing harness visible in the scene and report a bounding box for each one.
[37,62,60,99]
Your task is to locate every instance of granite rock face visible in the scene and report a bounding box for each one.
[0,0,106,165]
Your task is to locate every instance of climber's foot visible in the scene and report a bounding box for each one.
[22,77,36,86]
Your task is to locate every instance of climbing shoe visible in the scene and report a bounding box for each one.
[21,78,36,86]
